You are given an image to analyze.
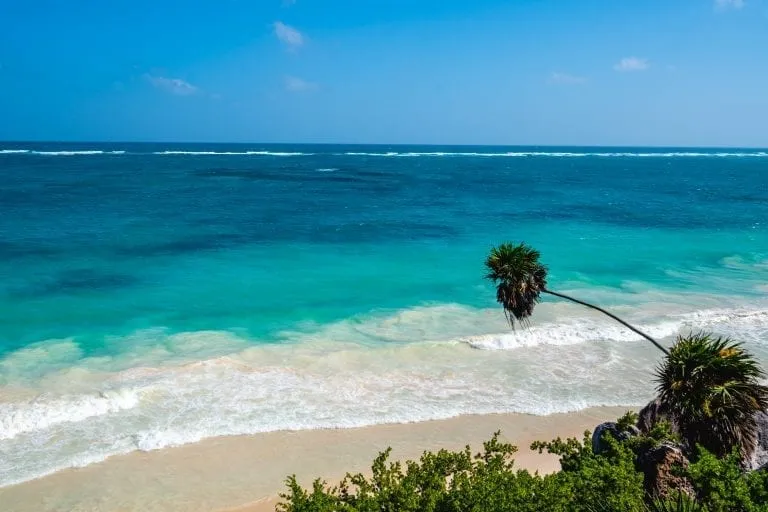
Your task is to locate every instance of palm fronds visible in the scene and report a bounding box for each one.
[484,242,547,327]
[656,332,768,459]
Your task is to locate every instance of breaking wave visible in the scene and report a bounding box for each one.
[152,151,310,156]
[1,300,766,488]
[339,151,768,158]
[3,149,767,158]
[0,150,126,156]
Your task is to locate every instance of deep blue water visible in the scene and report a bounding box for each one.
[0,143,766,486]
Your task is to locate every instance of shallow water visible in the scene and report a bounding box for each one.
[1,143,766,486]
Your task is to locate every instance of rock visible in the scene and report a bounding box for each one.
[591,422,637,455]
[637,398,676,434]
[638,442,695,500]
[747,411,768,470]
[638,398,768,471]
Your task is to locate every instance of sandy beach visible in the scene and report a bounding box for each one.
[0,406,630,512]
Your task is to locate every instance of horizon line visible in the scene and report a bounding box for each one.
[1,140,767,150]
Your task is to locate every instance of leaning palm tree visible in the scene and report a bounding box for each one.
[484,242,669,355]
[655,332,768,459]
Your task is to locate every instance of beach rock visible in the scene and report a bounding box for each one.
[638,399,768,470]
[637,398,677,434]
[591,422,639,455]
[638,442,694,500]
[747,411,768,470]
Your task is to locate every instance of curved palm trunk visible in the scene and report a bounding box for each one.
[542,288,669,356]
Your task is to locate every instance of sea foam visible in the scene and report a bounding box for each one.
[1,300,766,488]
[339,151,768,158]
[3,149,766,158]
[0,150,126,155]
[152,151,310,156]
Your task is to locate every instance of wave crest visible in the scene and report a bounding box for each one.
[340,151,768,158]
[0,389,142,441]
[1,301,766,488]
[0,150,125,156]
[153,151,309,156]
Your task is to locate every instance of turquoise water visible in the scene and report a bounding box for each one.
[1,143,767,486]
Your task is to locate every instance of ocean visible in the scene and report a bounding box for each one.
[1,142,766,488]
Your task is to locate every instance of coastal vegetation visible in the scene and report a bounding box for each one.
[278,418,768,511]
[277,243,768,511]
[656,332,768,460]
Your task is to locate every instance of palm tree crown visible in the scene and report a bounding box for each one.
[484,242,548,327]
[484,242,668,354]
[656,332,768,459]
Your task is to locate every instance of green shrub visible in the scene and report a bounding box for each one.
[532,431,645,511]
[685,447,768,512]
[277,419,768,512]
[279,430,646,512]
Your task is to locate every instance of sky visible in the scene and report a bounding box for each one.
[0,0,767,146]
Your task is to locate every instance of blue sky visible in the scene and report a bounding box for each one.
[0,0,766,146]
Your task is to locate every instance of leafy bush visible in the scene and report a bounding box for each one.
[532,431,646,511]
[277,419,768,512]
[685,448,768,512]
[279,430,645,512]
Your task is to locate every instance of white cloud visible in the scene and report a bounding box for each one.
[145,74,199,95]
[613,57,649,72]
[274,21,304,49]
[549,72,587,84]
[715,0,745,10]
[285,76,317,92]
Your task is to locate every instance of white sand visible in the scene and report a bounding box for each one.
[0,406,631,512]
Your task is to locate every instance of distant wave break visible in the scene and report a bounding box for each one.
[2,149,768,158]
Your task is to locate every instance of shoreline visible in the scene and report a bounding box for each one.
[0,406,633,512]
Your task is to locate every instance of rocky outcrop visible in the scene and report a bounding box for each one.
[639,398,768,470]
[748,411,768,470]
[638,442,695,500]
[637,398,676,434]
[591,422,640,455]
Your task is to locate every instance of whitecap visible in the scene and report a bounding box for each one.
[337,151,768,158]
[30,150,125,156]
[2,300,767,488]
[0,389,142,441]
[153,151,310,156]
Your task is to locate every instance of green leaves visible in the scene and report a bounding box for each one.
[655,333,768,460]
[485,242,548,327]
[685,447,768,512]
[278,417,768,512]
[279,430,646,512]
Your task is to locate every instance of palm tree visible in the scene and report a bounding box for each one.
[484,242,669,355]
[655,332,768,459]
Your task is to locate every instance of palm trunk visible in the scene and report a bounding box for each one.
[542,288,669,355]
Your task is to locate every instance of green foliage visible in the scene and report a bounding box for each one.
[618,411,641,431]
[685,447,768,512]
[647,493,704,512]
[279,432,570,512]
[278,418,768,512]
[484,242,548,327]
[624,420,681,458]
[656,332,768,459]
[280,430,648,512]
[533,431,646,511]
[588,492,703,512]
